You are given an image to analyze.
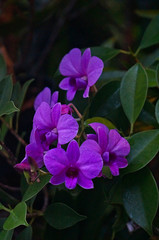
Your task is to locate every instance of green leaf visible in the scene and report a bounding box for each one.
[16,226,32,240]
[156,63,159,87]
[0,230,13,240]
[0,101,19,117]
[89,81,130,133]
[139,15,159,49]
[0,76,13,104]
[135,9,159,19]
[123,130,159,174]
[86,117,116,129]
[44,203,87,229]
[0,187,18,205]
[22,174,51,202]
[90,47,120,62]
[155,100,159,124]
[120,63,148,124]
[146,68,158,87]
[3,202,28,230]
[122,168,159,235]
[0,55,7,81]
[19,79,34,109]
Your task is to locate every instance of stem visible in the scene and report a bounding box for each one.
[0,182,20,192]
[0,117,27,146]
[134,47,140,57]
[0,140,17,165]
[130,123,134,135]
[120,49,131,55]
[69,103,82,119]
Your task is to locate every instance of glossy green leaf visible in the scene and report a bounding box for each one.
[90,47,120,62]
[86,117,116,129]
[89,81,130,133]
[146,68,158,87]
[123,130,159,174]
[156,63,159,86]
[44,202,87,229]
[0,230,13,240]
[123,168,159,235]
[0,101,19,117]
[0,187,18,205]
[3,202,28,230]
[135,9,159,19]
[16,226,32,240]
[155,100,159,124]
[22,174,51,202]
[139,15,159,49]
[0,76,13,104]
[120,63,148,124]
[19,79,34,109]
[0,55,7,81]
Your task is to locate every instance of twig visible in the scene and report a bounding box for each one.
[0,117,27,146]
[0,182,20,191]
[41,186,49,212]
[69,103,82,119]
[0,141,17,165]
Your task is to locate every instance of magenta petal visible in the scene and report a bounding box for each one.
[102,151,109,164]
[51,91,59,107]
[59,77,71,90]
[33,102,53,129]
[26,143,44,168]
[57,114,78,144]
[50,172,65,185]
[111,138,130,156]
[81,48,91,74]
[113,157,128,168]
[44,148,68,175]
[87,56,104,86]
[65,176,77,189]
[77,150,103,179]
[87,134,98,142]
[77,171,93,189]
[67,88,76,101]
[97,126,108,153]
[66,140,80,164]
[59,48,82,77]
[34,87,51,111]
[80,139,102,154]
[76,78,87,89]
[51,103,61,127]
[109,163,119,176]
[83,85,90,98]
[107,130,121,152]
[89,122,109,135]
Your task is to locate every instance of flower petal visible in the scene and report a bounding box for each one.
[51,102,61,127]
[83,85,90,98]
[97,126,108,153]
[33,102,53,129]
[67,88,77,101]
[77,150,103,179]
[59,77,71,90]
[65,176,77,189]
[112,156,128,168]
[26,142,44,168]
[59,48,82,77]
[51,91,59,107]
[107,130,121,152]
[76,77,87,89]
[89,122,109,135]
[34,87,51,111]
[80,139,102,154]
[44,148,68,175]
[77,171,94,189]
[57,114,78,144]
[111,137,130,156]
[50,172,65,185]
[66,140,80,164]
[87,56,104,86]
[109,163,119,176]
[81,48,91,74]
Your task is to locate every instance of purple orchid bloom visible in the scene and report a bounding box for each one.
[33,102,78,147]
[82,123,130,176]
[34,87,59,111]
[44,140,103,189]
[59,48,104,101]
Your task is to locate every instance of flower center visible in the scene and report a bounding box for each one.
[81,76,87,81]
[66,167,78,178]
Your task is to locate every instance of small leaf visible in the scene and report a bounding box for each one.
[19,79,34,109]
[139,15,159,49]
[3,202,28,230]
[16,226,32,240]
[86,117,116,129]
[0,101,19,117]
[122,168,159,235]
[0,55,7,81]
[155,100,159,124]
[0,230,13,240]
[120,63,148,124]
[0,76,13,104]
[146,68,158,87]
[123,130,159,174]
[90,47,120,62]
[44,203,87,229]
[135,9,159,19]
[22,174,51,202]
[156,63,159,87]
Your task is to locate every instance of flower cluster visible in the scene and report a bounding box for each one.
[15,48,130,190]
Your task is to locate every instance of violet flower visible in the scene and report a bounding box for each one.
[33,102,78,147]
[82,123,130,176]
[59,48,104,101]
[44,140,103,189]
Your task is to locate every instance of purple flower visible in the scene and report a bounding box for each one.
[59,48,104,101]
[82,123,130,176]
[34,87,58,111]
[44,140,103,189]
[33,102,79,147]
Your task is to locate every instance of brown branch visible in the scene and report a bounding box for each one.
[41,186,49,212]
[0,140,17,165]
[0,182,20,191]
[0,117,27,146]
